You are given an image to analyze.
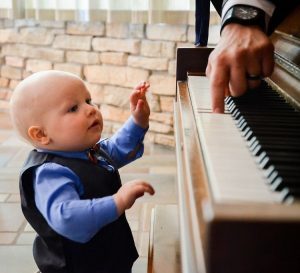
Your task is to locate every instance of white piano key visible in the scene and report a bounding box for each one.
[188,76,281,204]
[188,76,212,112]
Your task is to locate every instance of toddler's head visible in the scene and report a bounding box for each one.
[10,70,103,151]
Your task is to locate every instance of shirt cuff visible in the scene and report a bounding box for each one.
[94,195,119,226]
[222,0,275,18]
[126,116,148,138]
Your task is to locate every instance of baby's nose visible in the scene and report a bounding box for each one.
[86,104,97,115]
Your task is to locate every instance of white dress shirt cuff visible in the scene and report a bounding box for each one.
[222,0,275,18]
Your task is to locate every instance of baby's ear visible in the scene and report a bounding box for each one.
[27,126,50,145]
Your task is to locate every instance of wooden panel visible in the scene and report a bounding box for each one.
[147,205,181,273]
[175,81,211,273]
[176,47,213,82]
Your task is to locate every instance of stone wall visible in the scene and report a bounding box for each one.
[0,17,220,147]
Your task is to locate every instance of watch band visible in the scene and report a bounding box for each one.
[220,4,266,34]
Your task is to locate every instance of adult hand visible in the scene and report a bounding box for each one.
[206,23,274,113]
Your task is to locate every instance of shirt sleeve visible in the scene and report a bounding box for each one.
[33,162,119,243]
[100,116,148,168]
[222,0,276,18]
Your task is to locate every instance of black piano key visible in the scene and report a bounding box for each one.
[252,144,300,157]
[281,188,300,202]
[238,119,300,130]
[264,164,299,179]
[258,155,300,169]
[248,137,300,151]
[270,176,300,191]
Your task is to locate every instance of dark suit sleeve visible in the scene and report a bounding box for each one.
[209,0,299,35]
[267,0,299,34]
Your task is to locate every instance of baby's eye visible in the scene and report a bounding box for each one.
[86,98,93,105]
[68,105,78,113]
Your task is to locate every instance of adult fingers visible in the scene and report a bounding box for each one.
[229,64,247,97]
[208,66,229,113]
[262,43,275,77]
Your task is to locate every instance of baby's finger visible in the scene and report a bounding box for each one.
[135,81,147,90]
[140,82,150,93]
[140,182,155,195]
[143,82,150,90]
[130,90,140,109]
[135,99,145,112]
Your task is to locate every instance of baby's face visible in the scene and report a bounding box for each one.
[41,77,103,151]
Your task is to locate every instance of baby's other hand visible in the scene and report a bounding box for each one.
[130,82,150,129]
[113,179,155,216]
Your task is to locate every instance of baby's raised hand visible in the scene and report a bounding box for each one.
[130,82,150,129]
[113,179,155,215]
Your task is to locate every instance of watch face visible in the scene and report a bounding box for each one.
[234,6,258,20]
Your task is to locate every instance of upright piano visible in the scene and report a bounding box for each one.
[174,6,300,273]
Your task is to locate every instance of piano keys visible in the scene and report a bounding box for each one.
[174,9,300,272]
[225,82,300,203]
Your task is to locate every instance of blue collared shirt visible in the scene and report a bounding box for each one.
[33,117,147,243]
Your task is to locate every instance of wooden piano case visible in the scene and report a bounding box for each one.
[174,41,300,273]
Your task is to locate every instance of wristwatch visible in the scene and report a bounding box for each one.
[221,5,266,34]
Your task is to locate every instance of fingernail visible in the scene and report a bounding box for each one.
[213,107,222,113]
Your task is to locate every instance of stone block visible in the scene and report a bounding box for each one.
[106,23,129,38]
[1,44,64,62]
[84,65,149,88]
[149,121,173,134]
[168,60,176,76]
[141,40,175,58]
[0,29,19,43]
[66,50,100,64]
[19,27,54,45]
[26,59,52,73]
[154,133,175,147]
[188,24,220,46]
[5,56,24,68]
[3,19,14,28]
[102,122,113,134]
[129,24,145,39]
[149,74,176,96]
[128,56,168,71]
[15,19,37,28]
[150,112,173,125]
[0,78,9,88]
[67,21,105,36]
[39,20,65,28]
[100,52,128,66]
[0,99,10,110]
[103,85,132,108]
[160,96,174,113]
[146,24,187,42]
[53,34,92,50]
[92,38,140,54]
[0,88,8,99]
[9,80,20,90]
[101,104,130,123]
[54,63,82,77]
[22,70,32,79]
[1,65,22,80]
[148,93,161,112]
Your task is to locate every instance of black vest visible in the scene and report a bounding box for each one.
[20,150,138,273]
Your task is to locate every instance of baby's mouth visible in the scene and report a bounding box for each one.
[89,120,100,129]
